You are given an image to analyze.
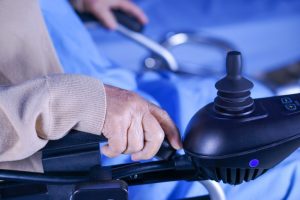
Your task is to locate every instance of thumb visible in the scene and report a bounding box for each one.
[148,103,182,150]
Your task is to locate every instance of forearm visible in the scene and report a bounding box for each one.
[0,74,106,162]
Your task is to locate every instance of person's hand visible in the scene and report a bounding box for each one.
[102,85,182,161]
[81,0,148,30]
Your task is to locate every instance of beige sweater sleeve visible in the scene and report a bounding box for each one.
[0,74,106,163]
[0,0,107,171]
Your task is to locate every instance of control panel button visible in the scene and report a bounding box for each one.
[284,104,297,111]
[281,97,293,104]
[278,95,300,115]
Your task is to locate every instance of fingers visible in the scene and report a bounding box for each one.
[123,117,144,154]
[115,1,148,24]
[101,84,179,161]
[86,0,148,30]
[102,113,164,160]
[131,113,164,161]
[149,103,182,150]
[90,4,118,29]
[101,124,127,157]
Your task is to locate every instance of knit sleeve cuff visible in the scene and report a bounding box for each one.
[46,74,106,139]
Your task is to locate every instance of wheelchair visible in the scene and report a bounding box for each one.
[2,51,300,199]
[1,9,300,200]
[0,130,226,200]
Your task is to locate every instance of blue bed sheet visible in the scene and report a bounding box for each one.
[88,0,300,76]
[40,0,300,199]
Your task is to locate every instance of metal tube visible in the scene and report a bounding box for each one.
[116,25,179,71]
[199,180,226,200]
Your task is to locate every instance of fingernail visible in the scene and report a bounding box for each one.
[174,142,183,150]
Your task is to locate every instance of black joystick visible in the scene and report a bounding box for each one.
[214,51,254,116]
[184,51,300,185]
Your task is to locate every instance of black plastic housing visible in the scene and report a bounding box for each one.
[42,130,103,172]
[71,181,128,200]
[184,94,300,184]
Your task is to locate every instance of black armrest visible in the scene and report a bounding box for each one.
[42,130,104,172]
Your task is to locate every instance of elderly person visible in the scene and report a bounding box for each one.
[0,0,181,172]
[39,0,300,200]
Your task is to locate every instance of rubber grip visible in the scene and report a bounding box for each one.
[77,10,144,32]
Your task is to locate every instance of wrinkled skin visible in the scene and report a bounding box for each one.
[102,85,182,161]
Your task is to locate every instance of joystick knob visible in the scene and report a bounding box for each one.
[214,51,254,116]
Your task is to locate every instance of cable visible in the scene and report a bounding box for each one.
[112,160,175,179]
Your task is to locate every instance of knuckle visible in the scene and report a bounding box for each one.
[130,95,146,112]
[127,139,144,153]
[123,92,143,109]
[160,110,170,120]
[133,143,144,152]
[137,142,144,151]
[160,109,168,116]
[126,91,138,101]
[155,130,165,142]
[130,92,141,102]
